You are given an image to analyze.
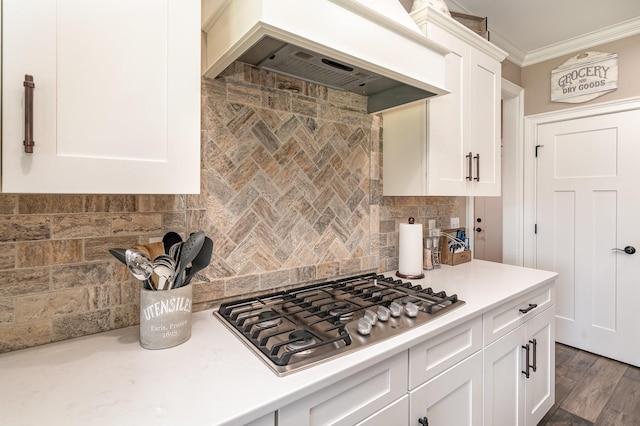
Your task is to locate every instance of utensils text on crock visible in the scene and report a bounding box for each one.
[173,231,206,288]
[183,236,213,286]
[125,249,155,290]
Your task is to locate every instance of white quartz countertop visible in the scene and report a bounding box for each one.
[0,260,557,426]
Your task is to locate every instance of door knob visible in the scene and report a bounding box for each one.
[612,246,636,254]
[475,227,483,232]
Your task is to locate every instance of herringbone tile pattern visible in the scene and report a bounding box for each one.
[199,65,376,287]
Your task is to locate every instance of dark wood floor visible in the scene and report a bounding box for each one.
[539,343,640,425]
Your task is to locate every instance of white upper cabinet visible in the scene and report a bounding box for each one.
[382,6,506,196]
[1,0,200,194]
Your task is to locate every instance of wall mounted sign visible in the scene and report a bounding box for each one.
[551,51,618,103]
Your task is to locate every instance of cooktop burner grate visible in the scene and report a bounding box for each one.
[214,273,465,376]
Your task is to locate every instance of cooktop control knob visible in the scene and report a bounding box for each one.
[405,302,419,318]
[377,305,391,321]
[357,318,372,336]
[364,309,378,326]
[389,301,403,317]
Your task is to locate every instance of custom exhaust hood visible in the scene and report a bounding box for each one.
[202,0,449,113]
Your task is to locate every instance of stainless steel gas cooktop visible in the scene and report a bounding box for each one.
[213,273,464,376]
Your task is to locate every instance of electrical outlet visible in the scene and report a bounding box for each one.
[428,219,436,229]
[450,217,460,228]
[149,237,163,243]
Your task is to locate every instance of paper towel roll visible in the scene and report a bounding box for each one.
[397,221,425,279]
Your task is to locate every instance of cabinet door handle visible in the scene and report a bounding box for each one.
[466,152,473,181]
[522,343,530,378]
[519,303,538,314]
[23,75,36,153]
[529,338,537,372]
[418,416,429,426]
[473,153,480,181]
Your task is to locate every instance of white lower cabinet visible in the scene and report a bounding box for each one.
[278,317,483,426]
[410,350,483,425]
[275,283,556,426]
[483,306,555,426]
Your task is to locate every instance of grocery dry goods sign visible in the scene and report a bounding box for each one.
[551,51,618,103]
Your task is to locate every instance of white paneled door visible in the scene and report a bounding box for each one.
[536,108,640,366]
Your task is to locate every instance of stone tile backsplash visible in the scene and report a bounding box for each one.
[0,63,460,353]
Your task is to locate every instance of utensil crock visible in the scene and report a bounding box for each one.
[139,284,192,350]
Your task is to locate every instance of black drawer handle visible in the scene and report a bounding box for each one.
[23,75,35,153]
[519,303,538,314]
[522,343,530,378]
[466,152,473,181]
[529,338,537,372]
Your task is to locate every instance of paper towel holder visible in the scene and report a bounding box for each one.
[396,217,425,280]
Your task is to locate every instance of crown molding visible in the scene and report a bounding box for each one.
[445,0,640,68]
[491,17,640,67]
[520,16,640,66]
[487,30,526,66]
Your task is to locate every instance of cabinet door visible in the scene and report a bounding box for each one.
[278,352,408,426]
[425,25,471,196]
[381,102,427,196]
[525,307,555,426]
[483,326,526,426]
[410,351,483,426]
[468,47,501,196]
[2,0,200,194]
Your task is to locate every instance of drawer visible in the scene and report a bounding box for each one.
[278,351,408,426]
[483,283,555,346]
[355,395,409,426]
[409,316,482,389]
[245,412,275,426]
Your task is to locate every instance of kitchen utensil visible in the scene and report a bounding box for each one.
[108,248,128,265]
[183,236,213,286]
[162,232,183,254]
[153,254,177,290]
[169,241,183,262]
[145,242,165,261]
[173,231,206,288]
[125,249,155,290]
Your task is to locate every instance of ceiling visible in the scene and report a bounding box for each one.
[444,0,640,66]
[202,0,640,68]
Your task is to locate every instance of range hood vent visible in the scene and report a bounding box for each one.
[202,0,449,113]
[260,45,378,92]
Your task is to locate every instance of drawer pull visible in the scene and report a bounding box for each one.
[519,303,538,314]
[466,152,473,181]
[522,343,531,378]
[529,338,537,372]
[23,75,35,153]
[473,153,480,181]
